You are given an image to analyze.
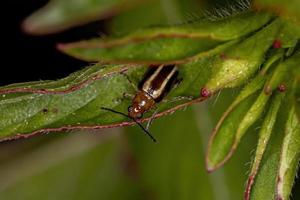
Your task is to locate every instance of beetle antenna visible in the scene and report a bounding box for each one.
[101,107,157,142]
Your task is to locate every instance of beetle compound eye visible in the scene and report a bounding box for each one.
[128,106,133,113]
[134,106,141,113]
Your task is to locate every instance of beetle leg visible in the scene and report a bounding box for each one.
[123,92,135,99]
[173,77,183,89]
[146,108,159,131]
[162,95,194,103]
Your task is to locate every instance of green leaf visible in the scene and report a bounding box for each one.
[23,0,141,35]
[0,64,128,93]
[204,18,282,93]
[276,105,300,200]
[245,79,299,200]
[206,92,258,171]
[0,64,136,138]
[236,91,270,143]
[296,78,300,121]
[245,92,283,200]
[58,12,272,63]
[277,21,300,49]
[0,56,217,141]
[204,90,260,200]
[264,51,300,94]
[248,121,283,199]
[206,75,266,171]
[259,50,284,75]
[0,64,132,140]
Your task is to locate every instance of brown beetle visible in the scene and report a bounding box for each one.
[128,64,178,119]
[102,64,179,142]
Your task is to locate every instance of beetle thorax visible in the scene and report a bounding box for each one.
[128,91,155,119]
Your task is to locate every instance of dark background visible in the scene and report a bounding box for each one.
[3,0,98,86]
[3,0,300,199]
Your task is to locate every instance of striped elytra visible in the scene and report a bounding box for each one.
[128,65,178,119]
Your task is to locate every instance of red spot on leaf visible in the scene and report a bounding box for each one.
[273,39,282,49]
[201,88,211,97]
[277,84,286,92]
[220,53,228,60]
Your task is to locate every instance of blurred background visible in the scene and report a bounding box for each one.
[1,0,299,199]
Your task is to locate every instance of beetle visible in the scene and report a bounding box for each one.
[128,64,179,119]
[102,64,185,142]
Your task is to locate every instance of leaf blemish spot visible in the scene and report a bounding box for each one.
[277,84,286,92]
[42,108,49,113]
[201,87,211,97]
[272,39,282,49]
[219,53,228,60]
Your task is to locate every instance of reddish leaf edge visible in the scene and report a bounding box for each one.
[56,34,223,50]
[54,53,208,66]
[57,40,236,65]
[205,100,243,172]
[0,65,137,95]
[0,96,208,143]
[205,92,271,172]
[244,174,255,200]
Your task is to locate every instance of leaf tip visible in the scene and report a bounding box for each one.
[56,43,67,51]
[204,152,223,173]
[21,18,35,35]
[205,160,216,173]
[205,152,233,173]
[21,16,48,36]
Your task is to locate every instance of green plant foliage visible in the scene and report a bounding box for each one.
[22,0,141,35]
[126,106,257,200]
[206,75,266,170]
[0,106,255,200]
[2,0,300,199]
[58,12,272,63]
[204,18,280,92]
[276,105,300,200]
[206,93,258,170]
[0,64,134,139]
[264,52,300,94]
[0,58,218,141]
[248,106,286,200]
[245,93,283,199]
[247,87,299,200]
